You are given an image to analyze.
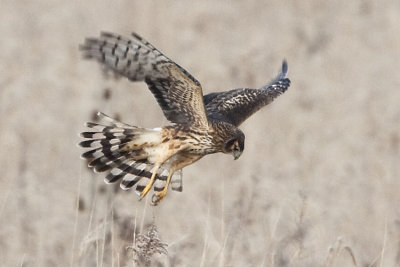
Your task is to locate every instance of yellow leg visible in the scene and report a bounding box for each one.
[153,171,174,205]
[139,165,160,200]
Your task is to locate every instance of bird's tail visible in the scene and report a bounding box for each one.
[79,112,182,196]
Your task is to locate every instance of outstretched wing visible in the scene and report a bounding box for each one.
[80,32,208,128]
[204,61,291,126]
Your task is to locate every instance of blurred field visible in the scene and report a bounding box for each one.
[0,0,399,266]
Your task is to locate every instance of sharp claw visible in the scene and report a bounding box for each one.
[151,186,169,205]
[139,166,159,200]
[151,194,161,205]
[139,184,152,200]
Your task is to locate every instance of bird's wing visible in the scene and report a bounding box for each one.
[80,32,208,128]
[203,61,290,126]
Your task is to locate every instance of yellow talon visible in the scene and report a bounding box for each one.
[152,171,173,205]
[140,166,159,200]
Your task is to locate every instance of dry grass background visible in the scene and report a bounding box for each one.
[0,0,399,266]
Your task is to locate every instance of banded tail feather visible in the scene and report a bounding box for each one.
[79,112,183,197]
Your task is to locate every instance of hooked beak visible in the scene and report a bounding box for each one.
[233,150,242,160]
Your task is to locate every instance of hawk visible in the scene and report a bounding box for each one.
[79,32,290,205]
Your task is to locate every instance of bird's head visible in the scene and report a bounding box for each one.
[223,129,245,160]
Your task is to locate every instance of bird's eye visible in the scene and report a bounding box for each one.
[225,139,236,151]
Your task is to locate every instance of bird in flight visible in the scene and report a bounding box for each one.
[79,32,290,205]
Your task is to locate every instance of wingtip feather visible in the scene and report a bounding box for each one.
[100,31,116,38]
[282,59,288,76]
[131,32,142,40]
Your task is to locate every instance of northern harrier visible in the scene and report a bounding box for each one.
[79,32,290,204]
